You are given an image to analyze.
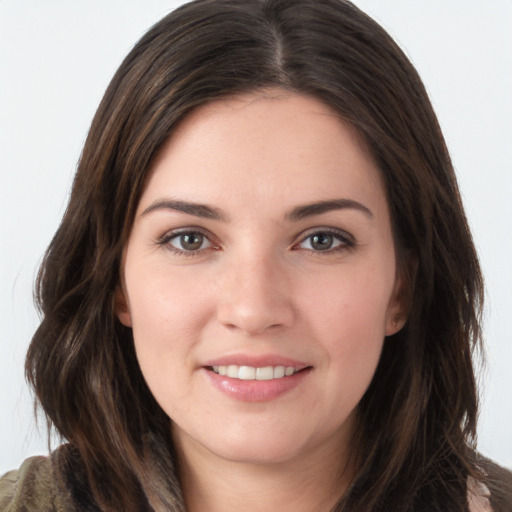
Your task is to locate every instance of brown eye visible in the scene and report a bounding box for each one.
[169,232,210,252]
[310,233,334,251]
[297,229,353,253]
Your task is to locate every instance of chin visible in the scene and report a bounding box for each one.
[174,419,309,466]
[210,438,305,466]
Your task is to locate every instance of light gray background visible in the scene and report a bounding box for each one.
[1,1,511,474]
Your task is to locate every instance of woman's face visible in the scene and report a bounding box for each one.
[117,90,403,468]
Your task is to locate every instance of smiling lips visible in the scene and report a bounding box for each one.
[204,361,311,402]
[211,365,298,380]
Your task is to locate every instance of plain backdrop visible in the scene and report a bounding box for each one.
[1,1,511,475]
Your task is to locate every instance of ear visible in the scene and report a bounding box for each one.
[115,285,132,327]
[385,254,417,336]
[385,282,406,336]
[385,309,405,336]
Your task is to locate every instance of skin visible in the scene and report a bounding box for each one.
[117,89,405,511]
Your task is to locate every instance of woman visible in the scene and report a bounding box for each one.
[1,0,510,510]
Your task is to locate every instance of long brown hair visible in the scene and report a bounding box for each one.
[26,1,484,510]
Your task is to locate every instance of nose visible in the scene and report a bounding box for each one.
[216,253,295,335]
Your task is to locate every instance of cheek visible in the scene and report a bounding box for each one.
[302,262,395,334]
[124,269,209,414]
[123,266,213,406]
[314,301,386,424]
[325,313,385,388]
[301,264,393,383]
[126,263,213,344]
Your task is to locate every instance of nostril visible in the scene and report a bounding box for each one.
[215,263,295,334]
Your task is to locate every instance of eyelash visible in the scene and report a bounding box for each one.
[158,228,216,257]
[294,228,356,255]
[157,227,356,257]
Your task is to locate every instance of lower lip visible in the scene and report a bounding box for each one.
[203,367,311,402]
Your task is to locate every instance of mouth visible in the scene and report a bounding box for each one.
[203,361,312,402]
[208,364,302,381]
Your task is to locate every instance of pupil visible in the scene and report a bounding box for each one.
[181,233,203,250]
[311,233,333,250]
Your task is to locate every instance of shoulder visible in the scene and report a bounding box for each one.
[0,445,99,512]
[0,453,66,511]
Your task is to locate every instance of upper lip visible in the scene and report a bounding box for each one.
[203,354,310,370]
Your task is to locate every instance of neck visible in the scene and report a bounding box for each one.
[174,428,355,512]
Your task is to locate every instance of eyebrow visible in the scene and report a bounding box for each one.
[285,199,373,221]
[141,199,227,221]
[141,197,373,222]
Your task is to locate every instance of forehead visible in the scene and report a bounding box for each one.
[140,90,387,216]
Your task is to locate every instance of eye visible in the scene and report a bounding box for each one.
[165,231,212,253]
[296,229,354,252]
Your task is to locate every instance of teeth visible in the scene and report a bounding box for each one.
[239,366,255,380]
[256,366,273,380]
[273,366,285,378]
[227,365,238,378]
[211,365,298,380]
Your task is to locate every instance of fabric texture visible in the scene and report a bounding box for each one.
[0,449,75,512]
[1,444,510,511]
[0,444,101,512]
